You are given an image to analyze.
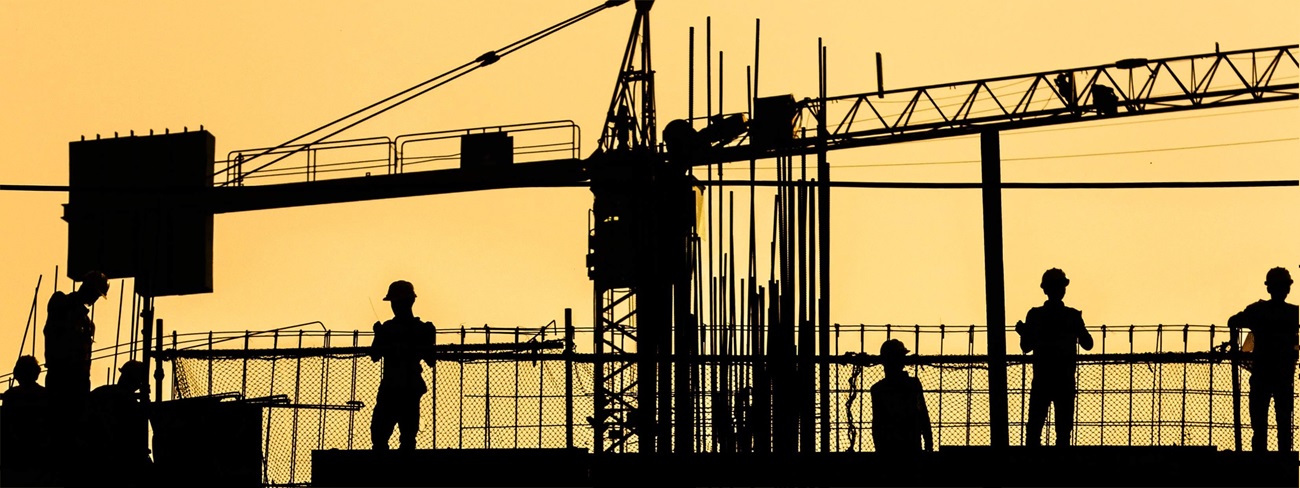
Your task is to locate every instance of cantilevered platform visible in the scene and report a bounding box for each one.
[312,446,1298,487]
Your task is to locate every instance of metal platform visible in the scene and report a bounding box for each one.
[312,446,1298,487]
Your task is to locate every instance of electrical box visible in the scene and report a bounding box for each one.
[460,132,514,169]
[65,130,215,297]
[751,95,799,149]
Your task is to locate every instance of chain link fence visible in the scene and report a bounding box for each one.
[167,324,1296,486]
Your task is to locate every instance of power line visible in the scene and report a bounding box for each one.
[5,138,1297,192]
[874,137,1297,168]
[704,179,1298,190]
[732,136,1298,170]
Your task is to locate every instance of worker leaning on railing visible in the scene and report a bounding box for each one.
[1227,266,1299,452]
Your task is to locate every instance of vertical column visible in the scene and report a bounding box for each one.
[155,318,164,403]
[817,42,832,454]
[982,131,1009,449]
[674,236,696,453]
[592,292,605,453]
[565,308,575,450]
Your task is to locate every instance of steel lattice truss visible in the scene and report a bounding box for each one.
[709,44,1298,164]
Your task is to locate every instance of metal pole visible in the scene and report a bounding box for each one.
[565,308,575,450]
[817,42,832,454]
[981,130,1009,449]
[141,298,154,402]
[155,318,163,403]
[1231,324,1242,450]
[171,331,177,400]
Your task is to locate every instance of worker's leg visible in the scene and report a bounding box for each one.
[1248,373,1272,452]
[1027,389,1049,447]
[371,391,397,450]
[1053,387,1075,447]
[397,394,422,450]
[1275,370,1295,452]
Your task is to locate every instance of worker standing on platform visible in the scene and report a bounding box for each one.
[369,280,436,450]
[1016,268,1093,447]
[45,271,108,406]
[44,270,109,456]
[870,339,934,453]
[1228,267,1298,452]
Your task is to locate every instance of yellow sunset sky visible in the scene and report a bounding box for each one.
[1,0,1296,392]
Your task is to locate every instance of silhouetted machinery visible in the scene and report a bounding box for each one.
[59,0,1297,471]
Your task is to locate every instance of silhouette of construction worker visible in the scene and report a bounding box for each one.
[369,280,436,450]
[870,339,934,453]
[1016,268,1093,447]
[1055,72,1076,109]
[612,105,635,150]
[1228,267,1299,452]
[2,355,53,486]
[44,271,108,452]
[87,360,151,487]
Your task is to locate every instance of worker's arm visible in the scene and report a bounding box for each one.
[917,380,934,452]
[1227,308,1252,332]
[1016,314,1036,354]
[368,321,384,362]
[422,322,438,368]
[1076,311,1094,351]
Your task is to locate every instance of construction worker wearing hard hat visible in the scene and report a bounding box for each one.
[369,280,437,450]
[1015,268,1094,447]
[1227,267,1299,452]
[86,360,153,487]
[42,270,110,459]
[44,271,108,406]
[870,339,934,453]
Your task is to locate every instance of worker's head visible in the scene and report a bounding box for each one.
[13,355,40,386]
[118,360,147,392]
[879,339,910,369]
[383,280,417,315]
[1040,268,1069,300]
[77,270,110,304]
[1265,267,1292,300]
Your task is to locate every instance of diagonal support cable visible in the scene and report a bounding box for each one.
[224,0,630,185]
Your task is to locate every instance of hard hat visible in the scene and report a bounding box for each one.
[119,360,146,377]
[1041,268,1069,287]
[13,355,40,378]
[382,280,417,301]
[1265,267,1292,286]
[80,270,110,297]
[880,339,910,358]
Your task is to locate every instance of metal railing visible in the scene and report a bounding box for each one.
[217,120,581,187]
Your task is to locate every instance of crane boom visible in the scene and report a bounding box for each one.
[692,44,1297,166]
[209,45,1295,214]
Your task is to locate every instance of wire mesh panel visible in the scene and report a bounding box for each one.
[168,324,1297,487]
[174,352,592,486]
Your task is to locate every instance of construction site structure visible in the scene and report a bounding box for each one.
[11,0,1299,486]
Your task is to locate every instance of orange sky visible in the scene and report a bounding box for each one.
[1,0,1296,390]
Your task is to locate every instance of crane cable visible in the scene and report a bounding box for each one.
[222,0,630,185]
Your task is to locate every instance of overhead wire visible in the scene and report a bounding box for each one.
[4,136,1295,192]
[722,136,1297,171]
[839,136,1298,169]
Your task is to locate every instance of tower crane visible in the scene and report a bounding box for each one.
[58,0,1297,458]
